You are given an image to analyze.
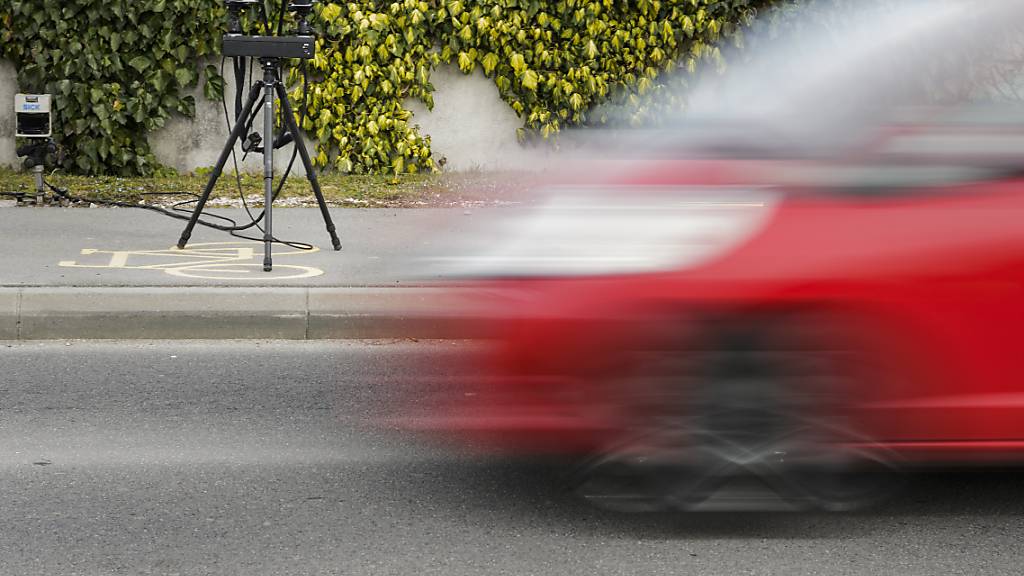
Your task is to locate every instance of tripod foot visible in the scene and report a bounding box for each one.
[263,257,273,272]
[176,235,190,250]
[328,226,342,251]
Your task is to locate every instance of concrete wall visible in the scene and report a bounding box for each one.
[0,60,17,170]
[404,64,545,171]
[0,59,542,174]
[148,61,322,175]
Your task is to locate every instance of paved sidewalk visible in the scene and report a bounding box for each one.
[0,207,514,339]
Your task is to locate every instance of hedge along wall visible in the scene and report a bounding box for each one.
[0,1,227,175]
[1,0,775,176]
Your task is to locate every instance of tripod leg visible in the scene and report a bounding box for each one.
[275,82,342,251]
[177,81,264,250]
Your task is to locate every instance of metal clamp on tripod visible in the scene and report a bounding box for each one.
[177,0,341,271]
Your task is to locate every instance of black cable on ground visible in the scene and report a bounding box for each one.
[42,179,314,251]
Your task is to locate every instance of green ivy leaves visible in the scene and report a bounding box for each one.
[1,0,771,176]
[303,0,763,173]
[299,0,440,175]
[1,0,224,175]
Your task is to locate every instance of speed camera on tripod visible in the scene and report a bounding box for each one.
[15,94,51,138]
[176,0,340,271]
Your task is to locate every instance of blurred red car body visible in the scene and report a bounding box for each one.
[398,153,1024,510]
[396,1,1024,510]
[413,160,1024,457]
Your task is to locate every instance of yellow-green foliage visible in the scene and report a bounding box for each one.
[303,0,765,174]
[3,0,771,176]
[299,1,441,175]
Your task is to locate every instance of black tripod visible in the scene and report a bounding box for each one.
[176,57,341,271]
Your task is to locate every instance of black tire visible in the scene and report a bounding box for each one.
[571,314,904,512]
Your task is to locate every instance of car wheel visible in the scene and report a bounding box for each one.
[571,314,904,512]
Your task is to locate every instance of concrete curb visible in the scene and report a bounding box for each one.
[0,287,498,340]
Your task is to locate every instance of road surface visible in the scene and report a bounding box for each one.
[1,340,1022,575]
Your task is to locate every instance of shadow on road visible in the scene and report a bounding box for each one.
[353,456,1024,540]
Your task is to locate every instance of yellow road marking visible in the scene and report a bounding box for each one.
[59,241,325,280]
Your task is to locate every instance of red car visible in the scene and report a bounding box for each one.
[397,1,1024,511]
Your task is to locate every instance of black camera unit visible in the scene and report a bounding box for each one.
[223,0,317,59]
[177,0,341,271]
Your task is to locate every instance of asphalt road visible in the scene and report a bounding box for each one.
[1,340,1023,576]
[0,208,504,287]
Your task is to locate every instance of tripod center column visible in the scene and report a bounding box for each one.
[263,61,277,271]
